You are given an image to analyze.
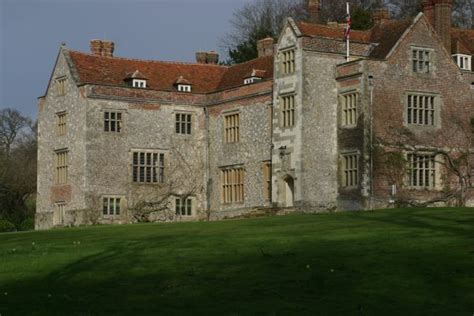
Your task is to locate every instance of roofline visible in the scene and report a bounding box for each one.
[67,49,229,68]
[385,13,423,59]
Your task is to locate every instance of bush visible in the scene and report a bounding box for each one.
[19,217,34,231]
[0,219,17,233]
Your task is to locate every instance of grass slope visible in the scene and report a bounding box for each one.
[0,208,473,315]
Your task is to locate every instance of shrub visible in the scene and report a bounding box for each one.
[0,219,17,233]
[19,217,35,231]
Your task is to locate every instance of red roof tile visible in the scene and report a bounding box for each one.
[217,56,274,90]
[451,28,474,55]
[68,51,273,94]
[297,21,372,43]
[68,51,228,93]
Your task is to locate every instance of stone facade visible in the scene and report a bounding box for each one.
[36,2,473,229]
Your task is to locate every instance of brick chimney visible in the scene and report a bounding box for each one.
[257,37,274,57]
[373,8,390,23]
[422,0,435,26]
[195,51,219,64]
[423,0,453,53]
[308,0,321,24]
[90,39,115,57]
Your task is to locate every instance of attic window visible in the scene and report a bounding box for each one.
[177,84,192,92]
[244,77,262,85]
[132,79,147,88]
[452,54,472,71]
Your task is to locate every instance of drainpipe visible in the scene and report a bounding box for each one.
[204,107,211,220]
[368,75,374,210]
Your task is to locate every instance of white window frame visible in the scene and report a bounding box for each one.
[132,79,147,88]
[177,84,192,92]
[244,77,261,85]
[452,54,472,71]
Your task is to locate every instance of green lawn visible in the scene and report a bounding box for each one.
[0,208,473,315]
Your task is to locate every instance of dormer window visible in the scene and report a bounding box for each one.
[177,84,192,92]
[244,77,262,85]
[124,70,148,89]
[132,79,147,88]
[452,54,472,71]
[175,76,192,93]
[243,69,265,85]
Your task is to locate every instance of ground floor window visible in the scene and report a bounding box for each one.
[342,154,359,187]
[53,202,66,226]
[103,197,121,216]
[407,154,436,188]
[175,198,192,216]
[221,167,245,203]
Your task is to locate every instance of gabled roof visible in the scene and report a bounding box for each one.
[67,50,273,93]
[125,70,148,80]
[296,18,414,59]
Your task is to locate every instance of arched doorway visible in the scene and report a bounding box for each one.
[284,176,294,207]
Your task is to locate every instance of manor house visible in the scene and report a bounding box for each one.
[36,0,474,229]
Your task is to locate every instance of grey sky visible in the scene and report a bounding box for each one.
[0,0,249,118]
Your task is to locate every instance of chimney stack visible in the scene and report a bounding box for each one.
[423,0,453,53]
[373,8,390,23]
[195,51,219,64]
[308,0,321,24]
[257,37,274,57]
[90,39,115,57]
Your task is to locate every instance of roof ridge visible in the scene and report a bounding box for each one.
[66,49,230,69]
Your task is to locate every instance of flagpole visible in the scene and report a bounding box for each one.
[346,2,350,61]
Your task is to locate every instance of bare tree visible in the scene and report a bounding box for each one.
[0,108,32,156]
[129,141,205,223]
[374,113,473,207]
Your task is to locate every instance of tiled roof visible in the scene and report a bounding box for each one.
[244,69,267,79]
[217,56,274,90]
[298,19,412,59]
[368,19,413,58]
[451,28,474,55]
[297,21,372,43]
[68,51,273,93]
[175,76,192,85]
[125,70,147,80]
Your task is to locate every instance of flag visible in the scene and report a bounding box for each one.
[344,11,351,40]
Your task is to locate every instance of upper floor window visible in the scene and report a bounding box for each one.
[281,49,296,74]
[221,167,245,204]
[176,113,192,135]
[132,79,147,88]
[244,77,262,85]
[452,54,472,71]
[412,48,431,74]
[175,197,193,216]
[56,77,67,96]
[340,93,358,127]
[281,94,295,128]
[55,149,68,184]
[407,94,435,126]
[103,197,121,216]
[177,84,192,92]
[57,112,67,136]
[224,113,240,143]
[407,153,436,188]
[104,111,122,133]
[132,151,165,184]
[341,153,359,187]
